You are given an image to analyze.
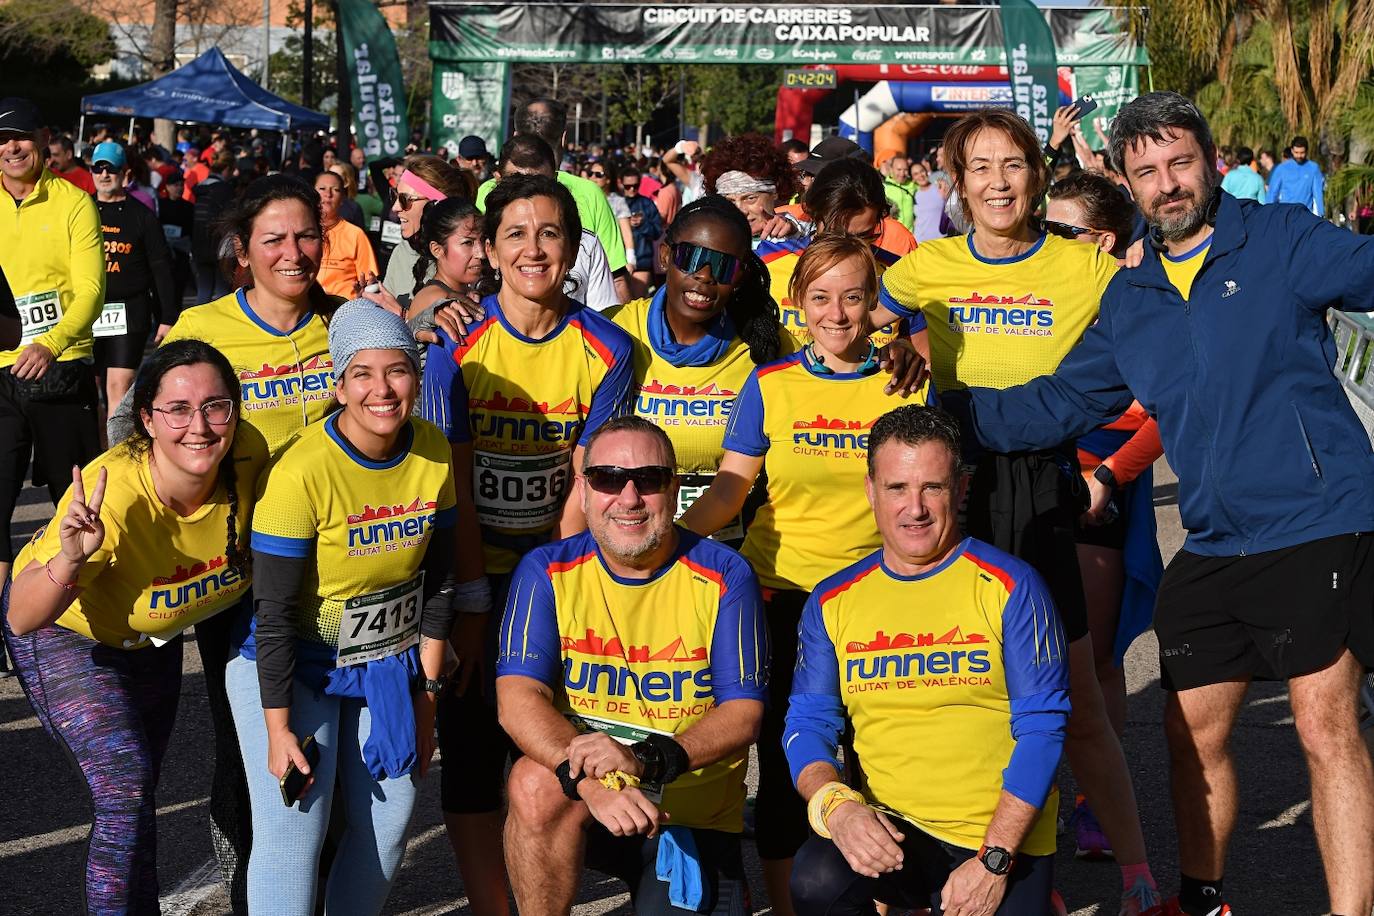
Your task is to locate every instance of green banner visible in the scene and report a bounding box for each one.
[1000,0,1059,144]
[431,61,511,158]
[337,0,408,160]
[428,3,1148,68]
[1070,64,1142,147]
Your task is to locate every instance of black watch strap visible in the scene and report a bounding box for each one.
[978,844,1014,876]
[554,759,585,800]
[1093,463,1118,490]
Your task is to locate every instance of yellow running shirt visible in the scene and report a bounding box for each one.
[446,296,633,574]
[251,415,457,647]
[788,539,1069,856]
[756,236,902,347]
[722,350,935,592]
[163,289,335,456]
[609,294,796,532]
[878,232,1116,391]
[17,444,253,649]
[1161,237,1212,301]
[498,529,769,832]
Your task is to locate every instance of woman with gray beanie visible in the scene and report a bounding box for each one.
[225,299,474,914]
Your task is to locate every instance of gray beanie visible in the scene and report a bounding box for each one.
[328,298,421,381]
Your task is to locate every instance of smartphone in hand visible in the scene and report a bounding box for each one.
[279,735,320,807]
[1070,95,1098,121]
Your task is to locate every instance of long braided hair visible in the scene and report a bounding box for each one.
[124,340,248,576]
[665,195,781,366]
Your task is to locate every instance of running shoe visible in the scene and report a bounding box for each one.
[1050,890,1069,916]
[1118,876,1163,915]
[1070,794,1114,860]
[1153,898,1232,916]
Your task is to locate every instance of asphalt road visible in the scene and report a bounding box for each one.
[0,458,1349,915]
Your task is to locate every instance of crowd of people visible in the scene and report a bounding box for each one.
[1,84,1372,916]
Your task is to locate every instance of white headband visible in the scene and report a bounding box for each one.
[715,170,777,197]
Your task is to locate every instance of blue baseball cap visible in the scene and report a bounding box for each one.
[91,141,126,168]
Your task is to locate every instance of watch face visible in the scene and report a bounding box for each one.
[981,848,1011,874]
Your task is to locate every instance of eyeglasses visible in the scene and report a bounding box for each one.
[152,398,236,429]
[395,191,427,210]
[670,241,743,284]
[1043,219,1099,239]
[588,171,607,179]
[582,465,675,495]
[91,163,120,175]
[621,182,639,191]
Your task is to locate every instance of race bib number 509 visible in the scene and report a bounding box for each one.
[16,290,63,345]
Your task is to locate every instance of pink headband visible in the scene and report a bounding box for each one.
[398,169,446,202]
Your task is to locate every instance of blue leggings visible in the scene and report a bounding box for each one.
[2,596,183,916]
[225,653,418,916]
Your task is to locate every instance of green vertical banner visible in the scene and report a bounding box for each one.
[337,0,407,160]
[999,0,1059,144]
[430,61,511,158]
[1070,65,1141,149]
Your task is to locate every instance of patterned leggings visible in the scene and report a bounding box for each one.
[3,594,182,916]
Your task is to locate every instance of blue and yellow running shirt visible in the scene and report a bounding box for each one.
[723,351,935,592]
[878,232,1116,392]
[784,539,1070,856]
[609,296,797,532]
[757,236,901,347]
[163,289,335,456]
[445,295,633,574]
[497,529,769,833]
[17,443,253,650]
[250,414,457,647]
[1160,237,1212,301]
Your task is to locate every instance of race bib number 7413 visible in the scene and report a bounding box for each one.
[336,572,424,667]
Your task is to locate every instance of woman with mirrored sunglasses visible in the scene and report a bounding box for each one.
[606,195,795,548]
[680,235,937,916]
[3,340,252,913]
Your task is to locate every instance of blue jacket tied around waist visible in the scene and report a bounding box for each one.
[953,192,1374,557]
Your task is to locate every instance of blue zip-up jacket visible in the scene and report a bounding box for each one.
[951,192,1374,557]
[1265,158,1325,216]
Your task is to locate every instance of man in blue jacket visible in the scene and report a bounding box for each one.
[944,93,1374,916]
[1265,135,1326,216]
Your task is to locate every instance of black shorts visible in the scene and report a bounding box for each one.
[963,448,1089,642]
[753,588,809,860]
[791,815,1053,916]
[92,296,152,372]
[1155,532,1374,691]
[585,826,750,916]
[437,572,515,814]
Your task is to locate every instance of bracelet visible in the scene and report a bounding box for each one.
[45,561,78,592]
[554,759,586,801]
[807,781,866,839]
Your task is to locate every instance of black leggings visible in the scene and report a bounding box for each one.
[753,588,809,860]
[791,817,1055,916]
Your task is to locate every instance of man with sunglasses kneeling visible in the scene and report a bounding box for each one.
[497,415,769,916]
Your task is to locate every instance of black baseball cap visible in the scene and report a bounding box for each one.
[458,135,488,159]
[796,136,869,175]
[0,97,42,138]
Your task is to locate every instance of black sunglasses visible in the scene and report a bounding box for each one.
[582,465,675,495]
[670,241,743,284]
[91,163,120,175]
[588,170,607,178]
[1043,219,1097,238]
[621,182,639,191]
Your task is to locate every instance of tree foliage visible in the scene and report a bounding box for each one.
[0,0,117,124]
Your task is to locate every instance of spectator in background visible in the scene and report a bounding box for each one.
[883,155,916,232]
[182,147,208,202]
[314,170,379,298]
[615,165,662,298]
[191,152,238,303]
[647,157,681,229]
[781,137,810,167]
[158,171,195,311]
[911,161,946,243]
[47,135,96,194]
[123,152,159,213]
[1266,134,1326,216]
[321,146,338,171]
[456,135,491,182]
[328,161,367,229]
[1220,146,1265,202]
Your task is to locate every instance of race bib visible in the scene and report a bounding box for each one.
[336,572,424,667]
[162,224,183,239]
[369,217,381,232]
[381,221,403,246]
[93,301,128,339]
[16,290,62,345]
[676,479,743,542]
[474,451,570,530]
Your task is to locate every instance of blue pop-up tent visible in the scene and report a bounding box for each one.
[81,47,329,131]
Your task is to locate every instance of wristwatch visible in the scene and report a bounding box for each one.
[417,674,448,695]
[1093,464,1118,490]
[977,845,1014,876]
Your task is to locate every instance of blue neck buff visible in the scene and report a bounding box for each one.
[647,287,736,368]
